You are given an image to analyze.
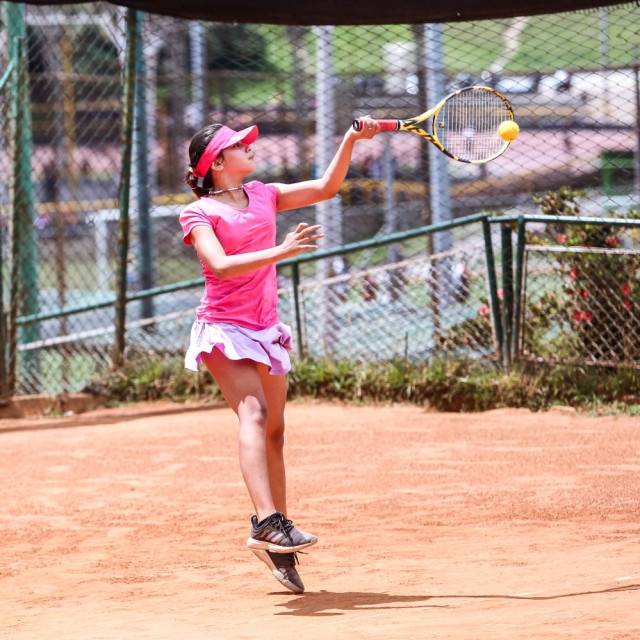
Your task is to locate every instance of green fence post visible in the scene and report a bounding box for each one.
[482,216,503,362]
[0,204,6,403]
[113,8,138,367]
[512,217,526,359]
[5,3,39,394]
[501,224,514,373]
[134,12,154,321]
[0,53,15,403]
[291,263,304,358]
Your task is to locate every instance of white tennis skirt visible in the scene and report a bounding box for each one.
[184,320,293,376]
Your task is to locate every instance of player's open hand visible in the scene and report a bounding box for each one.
[279,222,324,258]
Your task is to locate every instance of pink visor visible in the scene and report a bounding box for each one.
[192,125,259,178]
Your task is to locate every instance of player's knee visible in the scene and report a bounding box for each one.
[267,421,285,450]
[239,402,268,431]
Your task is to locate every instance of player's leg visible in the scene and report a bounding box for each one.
[252,367,310,594]
[249,364,318,553]
[200,348,276,520]
[201,348,317,553]
[256,365,288,516]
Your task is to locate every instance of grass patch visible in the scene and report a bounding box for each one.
[86,351,640,414]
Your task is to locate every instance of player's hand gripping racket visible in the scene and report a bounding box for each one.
[353,86,515,164]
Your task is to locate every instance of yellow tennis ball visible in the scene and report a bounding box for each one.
[498,120,519,142]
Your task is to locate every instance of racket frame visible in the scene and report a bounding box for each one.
[354,86,515,164]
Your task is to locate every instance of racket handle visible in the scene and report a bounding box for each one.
[352,118,401,131]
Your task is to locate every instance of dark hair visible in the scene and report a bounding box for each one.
[184,123,224,197]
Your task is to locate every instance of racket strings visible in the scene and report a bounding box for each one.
[436,89,511,162]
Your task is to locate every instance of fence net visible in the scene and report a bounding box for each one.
[289,223,495,363]
[522,232,640,367]
[2,2,640,395]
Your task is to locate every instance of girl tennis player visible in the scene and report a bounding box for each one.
[180,118,380,593]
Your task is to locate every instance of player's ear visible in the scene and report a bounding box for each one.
[212,156,224,171]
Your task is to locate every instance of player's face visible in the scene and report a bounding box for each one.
[219,142,256,173]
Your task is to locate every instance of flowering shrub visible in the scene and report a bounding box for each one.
[525,188,640,363]
[436,287,501,354]
[438,188,640,365]
[436,313,493,352]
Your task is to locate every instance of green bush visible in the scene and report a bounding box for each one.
[86,351,640,414]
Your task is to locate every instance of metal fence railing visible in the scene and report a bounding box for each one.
[3,2,640,398]
[281,217,495,364]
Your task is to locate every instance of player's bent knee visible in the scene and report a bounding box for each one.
[266,427,285,451]
[238,402,269,430]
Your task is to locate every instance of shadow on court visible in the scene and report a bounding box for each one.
[275,584,640,616]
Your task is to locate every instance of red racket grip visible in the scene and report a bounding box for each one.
[352,118,401,131]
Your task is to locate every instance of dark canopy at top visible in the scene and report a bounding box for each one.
[12,0,633,24]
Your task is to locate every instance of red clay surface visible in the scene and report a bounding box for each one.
[2,401,640,639]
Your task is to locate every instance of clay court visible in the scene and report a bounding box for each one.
[1,400,640,639]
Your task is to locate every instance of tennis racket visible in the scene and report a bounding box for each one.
[353,86,514,164]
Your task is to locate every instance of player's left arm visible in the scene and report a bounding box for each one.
[272,117,380,212]
[189,223,323,280]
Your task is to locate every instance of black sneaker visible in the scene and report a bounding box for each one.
[251,549,305,594]
[246,512,318,553]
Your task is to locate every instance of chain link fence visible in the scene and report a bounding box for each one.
[290,222,494,362]
[2,2,640,397]
[521,220,640,367]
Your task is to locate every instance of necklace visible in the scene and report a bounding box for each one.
[209,185,244,196]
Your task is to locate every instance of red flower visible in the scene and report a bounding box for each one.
[622,283,631,297]
[557,234,567,244]
[624,299,631,310]
[497,287,503,300]
[573,310,593,323]
[605,236,619,247]
[478,304,489,316]
[581,289,589,298]
[569,268,578,281]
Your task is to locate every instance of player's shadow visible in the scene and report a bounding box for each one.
[273,590,439,616]
[273,584,640,617]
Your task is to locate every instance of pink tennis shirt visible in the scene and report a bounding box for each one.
[179,181,280,330]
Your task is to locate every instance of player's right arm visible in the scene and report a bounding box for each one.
[272,117,380,212]
[189,223,323,280]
